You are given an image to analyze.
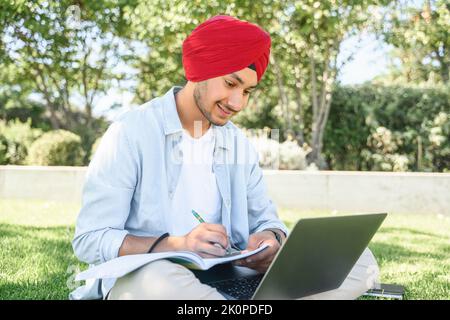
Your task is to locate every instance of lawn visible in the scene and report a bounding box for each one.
[0,199,449,300]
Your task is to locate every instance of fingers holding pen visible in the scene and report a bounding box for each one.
[184,223,229,257]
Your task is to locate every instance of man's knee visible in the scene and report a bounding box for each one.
[340,248,380,298]
[108,259,225,300]
[354,248,380,290]
[301,248,379,300]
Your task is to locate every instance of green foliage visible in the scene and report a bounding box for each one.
[0,0,448,171]
[421,111,450,172]
[0,119,43,165]
[0,64,52,131]
[376,0,450,84]
[233,98,282,131]
[26,130,85,166]
[362,126,411,172]
[324,84,450,172]
[0,0,139,132]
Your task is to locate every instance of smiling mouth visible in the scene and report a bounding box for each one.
[217,103,231,115]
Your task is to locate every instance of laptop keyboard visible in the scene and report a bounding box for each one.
[208,274,264,300]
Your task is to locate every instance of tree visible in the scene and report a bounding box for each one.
[376,0,449,84]
[0,0,138,151]
[278,0,391,167]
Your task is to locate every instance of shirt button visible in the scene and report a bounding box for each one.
[225,199,231,207]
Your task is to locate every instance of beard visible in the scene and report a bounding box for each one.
[193,82,226,127]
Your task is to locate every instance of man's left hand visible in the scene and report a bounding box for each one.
[232,231,281,273]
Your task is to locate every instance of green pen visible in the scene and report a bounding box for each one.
[191,209,206,224]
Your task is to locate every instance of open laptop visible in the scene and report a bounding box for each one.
[192,213,387,300]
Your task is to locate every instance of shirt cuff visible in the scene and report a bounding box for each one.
[100,228,129,263]
[252,222,289,238]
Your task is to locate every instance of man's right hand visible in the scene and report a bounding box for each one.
[118,223,229,258]
[182,223,229,258]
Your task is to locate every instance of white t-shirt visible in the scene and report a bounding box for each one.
[168,127,222,236]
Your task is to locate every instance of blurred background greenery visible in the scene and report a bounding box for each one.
[0,0,449,171]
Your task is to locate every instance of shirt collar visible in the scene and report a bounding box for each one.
[161,86,183,136]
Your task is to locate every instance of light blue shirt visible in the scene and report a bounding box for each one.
[70,86,289,300]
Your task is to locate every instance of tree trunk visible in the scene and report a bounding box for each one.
[308,56,321,166]
[307,53,335,169]
[294,79,305,145]
[32,68,61,130]
[270,54,292,136]
[48,107,60,130]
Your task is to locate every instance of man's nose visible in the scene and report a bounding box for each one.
[227,91,244,112]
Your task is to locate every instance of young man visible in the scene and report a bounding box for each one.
[71,15,378,300]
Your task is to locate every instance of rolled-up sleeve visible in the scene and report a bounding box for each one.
[72,120,138,265]
[246,146,289,237]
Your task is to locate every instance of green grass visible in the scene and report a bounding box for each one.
[0,200,83,299]
[0,199,449,300]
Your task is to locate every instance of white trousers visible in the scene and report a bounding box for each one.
[107,248,379,300]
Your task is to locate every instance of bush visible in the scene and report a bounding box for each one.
[0,119,43,165]
[243,128,313,170]
[0,135,8,164]
[421,111,450,172]
[361,127,411,172]
[324,84,450,172]
[26,130,85,166]
[278,138,311,170]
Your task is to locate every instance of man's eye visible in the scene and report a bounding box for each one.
[225,80,234,87]
[244,91,251,96]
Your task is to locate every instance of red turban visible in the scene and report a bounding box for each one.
[182,15,271,83]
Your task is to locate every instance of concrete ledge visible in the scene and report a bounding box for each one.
[0,165,87,203]
[1,166,449,215]
[263,170,450,215]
